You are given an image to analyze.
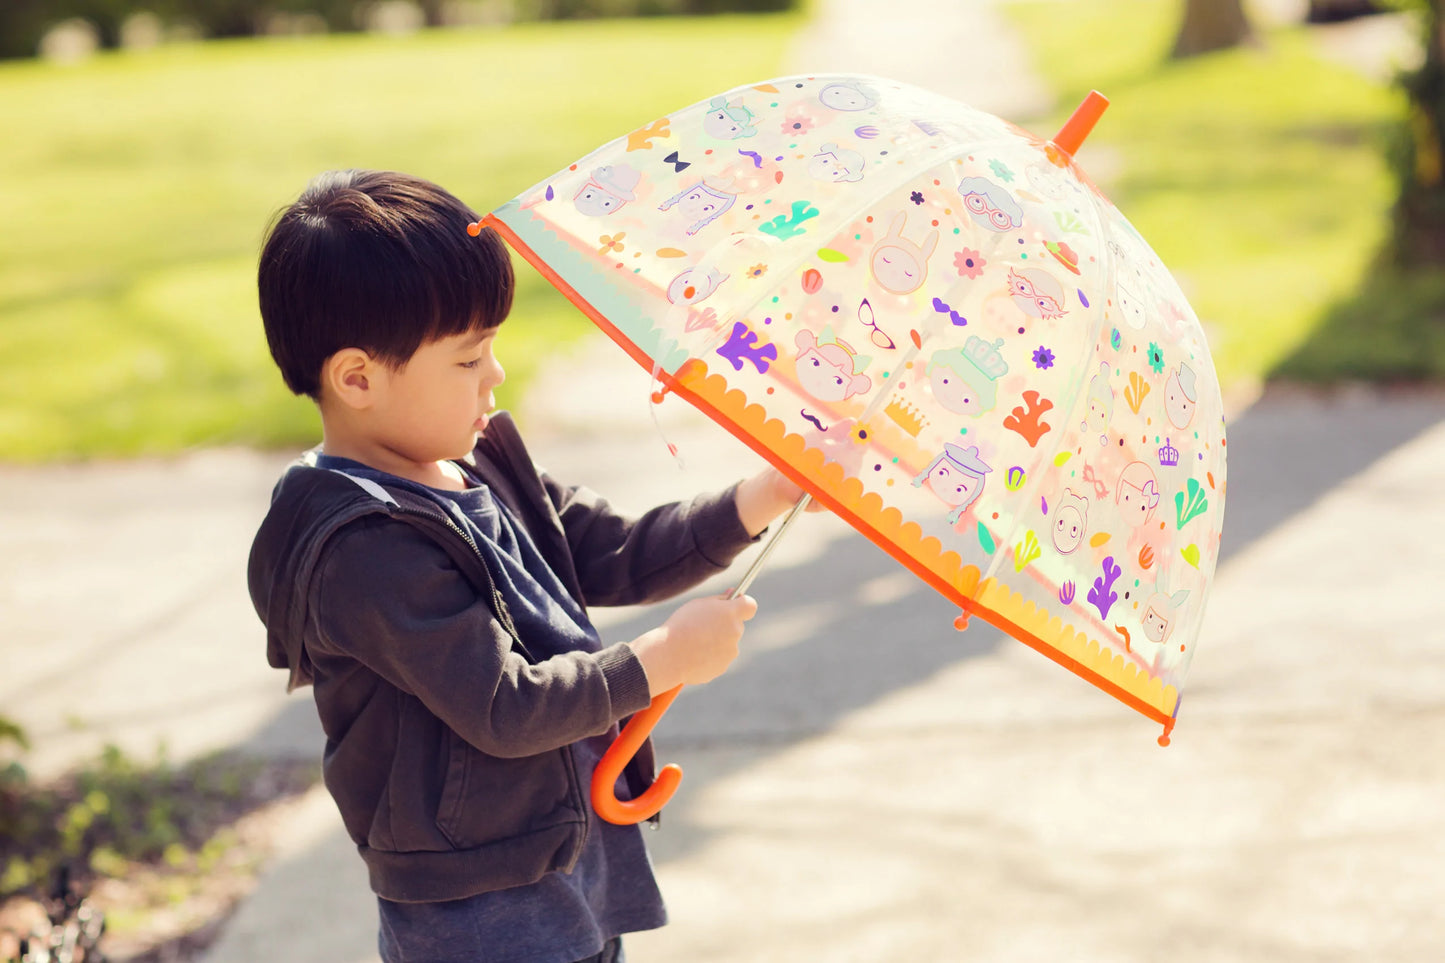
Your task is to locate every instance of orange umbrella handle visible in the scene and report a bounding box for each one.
[591,685,684,825]
[591,493,812,824]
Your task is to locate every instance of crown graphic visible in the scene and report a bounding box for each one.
[962,336,1009,382]
[1158,437,1180,467]
[885,398,927,437]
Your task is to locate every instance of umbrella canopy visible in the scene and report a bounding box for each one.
[483,73,1226,792]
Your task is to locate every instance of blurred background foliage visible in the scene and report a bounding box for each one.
[0,0,796,59]
[0,0,1439,463]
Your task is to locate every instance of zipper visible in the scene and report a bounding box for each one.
[389,501,592,865]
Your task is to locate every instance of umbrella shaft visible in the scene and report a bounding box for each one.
[728,493,812,599]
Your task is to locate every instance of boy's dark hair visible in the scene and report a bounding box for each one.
[258,170,513,398]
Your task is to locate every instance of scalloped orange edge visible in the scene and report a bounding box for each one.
[484,213,1180,736]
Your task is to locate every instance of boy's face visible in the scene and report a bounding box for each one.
[375,327,504,462]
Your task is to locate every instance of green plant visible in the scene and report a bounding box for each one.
[0,743,318,901]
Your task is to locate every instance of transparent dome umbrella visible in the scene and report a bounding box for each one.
[481,75,1227,824]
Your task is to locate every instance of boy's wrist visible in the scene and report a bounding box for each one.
[734,469,798,538]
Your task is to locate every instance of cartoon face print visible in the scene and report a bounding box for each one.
[928,356,983,416]
[957,176,1024,233]
[807,143,866,184]
[1024,160,1080,202]
[1115,282,1148,330]
[573,164,640,216]
[1081,362,1113,444]
[912,444,993,524]
[1052,488,1089,555]
[926,337,1007,417]
[1142,599,1173,644]
[870,213,938,295]
[1165,362,1198,430]
[1142,587,1189,644]
[1116,461,1161,529]
[1008,267,1067,321]
[795,328,871,402]
[818,81,878,111]
[703,96,758,140]
[666,266,729,305]
[658,179,738,236]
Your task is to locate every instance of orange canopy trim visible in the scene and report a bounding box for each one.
[484,212,1179,730]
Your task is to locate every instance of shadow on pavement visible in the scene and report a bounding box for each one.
[215,383,1445,961]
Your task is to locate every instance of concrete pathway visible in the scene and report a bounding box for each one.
[3,3,1442,962]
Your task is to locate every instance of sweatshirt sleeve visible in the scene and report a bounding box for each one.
[308,516,652,758]
[543,475,762,608]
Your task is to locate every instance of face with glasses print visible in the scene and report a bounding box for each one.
[957,176,1023,233]
[1008,267,1067,321]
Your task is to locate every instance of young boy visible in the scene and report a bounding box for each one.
[247,170,806,963]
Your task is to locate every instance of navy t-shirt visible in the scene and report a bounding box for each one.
[316,455,666,963]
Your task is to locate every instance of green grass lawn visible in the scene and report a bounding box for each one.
[0,5,1418,461]
[0,14,803,461]
[1003,0,1407,393]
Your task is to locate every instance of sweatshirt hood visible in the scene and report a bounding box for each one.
[248,454,392,691]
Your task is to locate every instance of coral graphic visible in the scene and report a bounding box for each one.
[1088,556,1122,620]
[715,321,778,374]
[759,200,821,240]
[626,118,672,151]
[1003,391,1053,447]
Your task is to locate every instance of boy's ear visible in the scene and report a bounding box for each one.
[323,348,380,410]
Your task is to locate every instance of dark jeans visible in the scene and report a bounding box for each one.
[578,938,624,963]
[378,927,623,963]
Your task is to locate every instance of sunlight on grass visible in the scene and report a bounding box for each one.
[1004,0,1404,393]
[0,15,803,461]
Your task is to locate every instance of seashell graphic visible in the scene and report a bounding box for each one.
[1013,529,1042,573]
[1125,370,1151,414]
[1175,478,1208,528]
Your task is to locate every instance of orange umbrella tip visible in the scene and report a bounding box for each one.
[1049,90,1110,160]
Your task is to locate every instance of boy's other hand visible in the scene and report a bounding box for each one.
[735,467,826,538]
[630,594,757,694]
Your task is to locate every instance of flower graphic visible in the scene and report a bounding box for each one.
[598,232,626,255]
[954,248,986,279]
[910,190,925,205]
[746,262,768,280]
[781,108,815,136]
[1148,341,1165,374]
[989,159,1014,183]
[1033,346,1055,370]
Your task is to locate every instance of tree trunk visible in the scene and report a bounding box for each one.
[1171,0,1254,59]
[1394,1,1445,265]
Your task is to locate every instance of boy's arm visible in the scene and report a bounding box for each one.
[544,476,760,608]
[310,517,652,759]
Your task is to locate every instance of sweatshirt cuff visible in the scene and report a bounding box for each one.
[596,642,653,718]
[689,481,763,569]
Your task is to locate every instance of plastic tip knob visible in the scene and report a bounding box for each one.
[1051,90,1110,159]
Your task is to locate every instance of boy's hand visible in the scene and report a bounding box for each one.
[630,594,758,694]
[735,467,826,538]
